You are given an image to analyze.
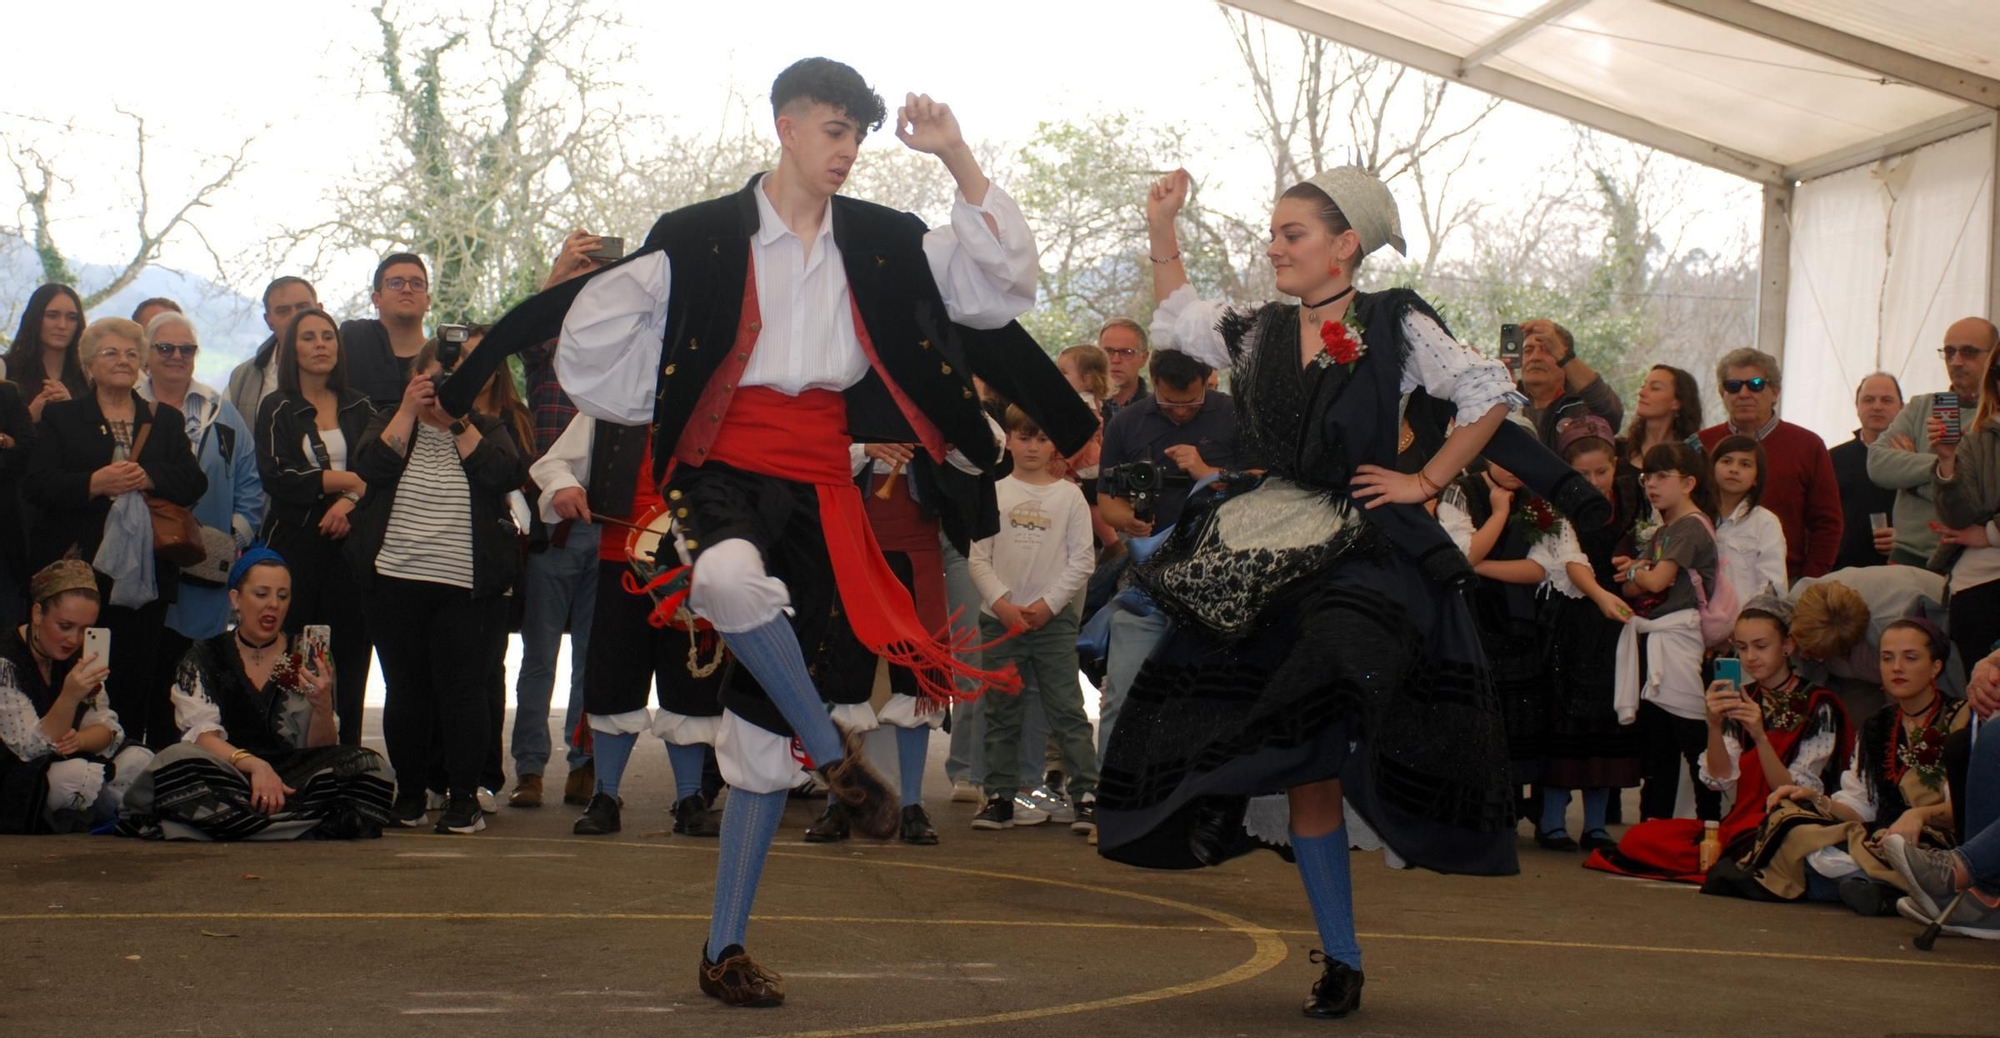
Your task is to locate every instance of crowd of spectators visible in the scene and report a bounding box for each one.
[0,229,1995,940]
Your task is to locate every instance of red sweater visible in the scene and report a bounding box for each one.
[1700,421,1842,581]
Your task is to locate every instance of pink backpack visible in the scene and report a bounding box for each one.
[1679,512,1739,648]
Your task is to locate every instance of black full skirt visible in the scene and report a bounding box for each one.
[1096,545,1519,877]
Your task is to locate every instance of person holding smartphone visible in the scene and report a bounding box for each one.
[0,558,153,833]
[1868,317,1995,565]
[1587,600,1850,883]
[119,548,395,840]
[1929,340,2000,674]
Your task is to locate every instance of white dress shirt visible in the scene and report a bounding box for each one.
[558,174,1038,426]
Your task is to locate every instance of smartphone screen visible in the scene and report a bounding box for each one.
[83,627,111,667]
[1714,657,1743,693]
[303,624,331,658]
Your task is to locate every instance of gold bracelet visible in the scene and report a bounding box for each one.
[1149,251,1181,265]
[228,748,255,769]
[1416,470,1443,498]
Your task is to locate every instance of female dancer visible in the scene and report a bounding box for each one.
[1099,167,1600,1019]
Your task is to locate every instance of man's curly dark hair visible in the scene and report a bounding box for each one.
[770,57,887,137]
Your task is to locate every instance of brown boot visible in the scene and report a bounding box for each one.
[507,774,543,808]
[562,763,595,806]
[816,729,897,839]
[699,945,784,1008]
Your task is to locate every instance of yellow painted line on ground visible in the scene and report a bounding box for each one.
[6,909,1990,975]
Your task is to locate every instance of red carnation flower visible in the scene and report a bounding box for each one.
[1320,320,1362,365]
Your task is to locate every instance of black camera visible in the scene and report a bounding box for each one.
[431,324,470,389]
[1100,460,1192,522]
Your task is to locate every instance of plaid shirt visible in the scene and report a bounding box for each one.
[520,336,578,461]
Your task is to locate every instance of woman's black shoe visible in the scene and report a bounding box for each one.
[673,795,721,837]
[572,793,621,836]
[1534,829,1580,852]
[803,802,850,843]
[1188,797,1247,867]
[899,804,939,845]
[1302,951,1363,1019]
[1580,829,1618,853]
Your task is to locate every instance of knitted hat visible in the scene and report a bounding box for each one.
[1302,166,1407,257]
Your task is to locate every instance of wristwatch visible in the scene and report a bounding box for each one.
[448,418,470,436]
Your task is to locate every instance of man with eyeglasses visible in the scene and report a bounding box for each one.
[342,253,435,407]
[226,276,319,424]
[1697,346,1841,582]
[1869,317,1998,566]
[1097,317,1150,426]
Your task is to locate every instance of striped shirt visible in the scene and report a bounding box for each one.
[374,423,476,589]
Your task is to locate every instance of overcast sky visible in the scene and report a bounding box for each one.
[2,0,1755,311]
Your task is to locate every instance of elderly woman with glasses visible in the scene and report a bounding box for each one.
[23,317,207,750]
[138,311,266,718]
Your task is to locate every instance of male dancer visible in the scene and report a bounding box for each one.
[529,413,727,838]
[447,57,1092,1007]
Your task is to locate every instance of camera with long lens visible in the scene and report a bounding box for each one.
[1099,460,1193,522]
[431,324,470,390]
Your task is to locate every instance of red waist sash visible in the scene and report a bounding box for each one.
[704,386,1016,705]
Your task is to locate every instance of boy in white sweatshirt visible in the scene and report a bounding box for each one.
[967,406,1098,833]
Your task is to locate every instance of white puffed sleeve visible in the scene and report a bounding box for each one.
[0,666,54,761]
[1784,703,1840,794]
[1528,520,1587,599]
[1148,284,1233,371]
[1437,490,1475,558]
[1399,311,1526,421]
[74,688,125,748]
[170,667,227,743]
[1829,744,1876,823]
[531,416,593,524]
[1698,731,1745,791]
[922,185,1039,330]
[557,253,673,425]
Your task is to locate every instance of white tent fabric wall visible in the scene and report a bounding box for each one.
[1784,128,1994,442]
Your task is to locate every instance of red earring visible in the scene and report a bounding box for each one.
[1329,265,1343,278]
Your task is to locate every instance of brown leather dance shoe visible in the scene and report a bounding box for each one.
[815,728,898,839]
[699,945,784,1008]
[562,763,595,806]
[507,774,543,808]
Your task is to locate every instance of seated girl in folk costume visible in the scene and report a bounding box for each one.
[1587,598,1849,882]
[1704,619,1969,915]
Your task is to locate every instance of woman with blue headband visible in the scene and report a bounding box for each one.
[118,547,395,840]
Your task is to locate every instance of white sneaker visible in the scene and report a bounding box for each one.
[475,787,499,814]
[1010,794,1051,826]
[950,780,983,804]
[1029,785,1076,824]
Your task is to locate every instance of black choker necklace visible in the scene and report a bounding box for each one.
[236,629,280,654]
[1303,285,1355,314]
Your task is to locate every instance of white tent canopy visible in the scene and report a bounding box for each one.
[1228,0,2000,440]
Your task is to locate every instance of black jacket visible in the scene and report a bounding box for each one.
[0,381,34,581]
[23,394,208,594]
[444,176,1096,477]
[254,389,379,539]
[343,410,527,599]
[338,319,413,408]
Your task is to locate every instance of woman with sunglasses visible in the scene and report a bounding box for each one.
[23,317,207,749]
[1697,347,1842,582]
[139,312,266,719]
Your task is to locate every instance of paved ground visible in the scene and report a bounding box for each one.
[3,717,1995,1038]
